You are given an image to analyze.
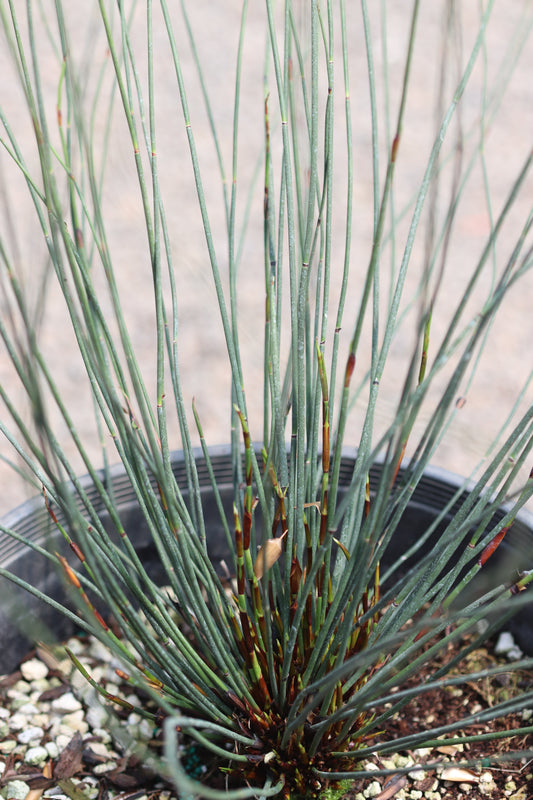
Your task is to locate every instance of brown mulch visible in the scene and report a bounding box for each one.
[337,636,533,800]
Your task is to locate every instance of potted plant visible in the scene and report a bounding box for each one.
[1,2,532,798]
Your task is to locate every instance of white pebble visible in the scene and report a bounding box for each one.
[85,703,110,730]
[24,746,49,766]
[51,692,83,713]
[2,780,30,800]
[91,727,112,744]
[137,719,154,741]
[8,713,29,732]
[495,631,524,661]
[16,703,40,717]
[7,680,30,698]
[363,781,382,798]
[20,658,49,682]
[60,711,89,735]
[44,741,60,759]
[126,693,142,708]
[31,713,51,729]
[93,761,118,775]
[88,639,115,663]
[87,741,115,758]
[17,726,44,745]
[55,733,75,751]
[65,637,85,654]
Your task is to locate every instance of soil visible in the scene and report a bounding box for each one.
[337,637,533,800]
[1,632,531,800]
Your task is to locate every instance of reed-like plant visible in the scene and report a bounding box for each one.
[1,1,533,798]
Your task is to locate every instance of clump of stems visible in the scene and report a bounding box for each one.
[1,2,533,799]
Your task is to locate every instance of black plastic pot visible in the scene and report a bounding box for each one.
[1,447,532,675]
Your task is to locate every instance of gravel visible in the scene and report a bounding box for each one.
[1,632,531,800]
[0,636,179,800]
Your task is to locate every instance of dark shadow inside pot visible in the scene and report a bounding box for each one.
[1,447,532,675]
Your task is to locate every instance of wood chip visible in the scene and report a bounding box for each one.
[375,775,407,799]
[436,744,461,756]
[53,731,84,780]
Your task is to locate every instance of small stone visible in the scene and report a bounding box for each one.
[64,636,84,653]
[17,726,44,745]
[137,718,154,740]
[60,711,89,735]
[2,779,30,800]
[55,733,75,751]
[24,746,49,766]
[30,714,51,729]
[91,727,112,744]
[0,741,18,755]
[409,768,426,781]
[125,692,142,708]
[87,742,116,759]
[44,742,60,759]
[479,772,496,796]
[413,747,431,758]
[20,658,48,682]
[509,789,527,800]
[7,713,28,732]
[363,781,382,798]
[494,632,523,661]
[93,761,118,775]
[32,678,55,694]
[7,680,31,698]
[51,692,83,714]
[89,639,113,662]
[393,754,413,769]
[15,702,39,717]
[85,702,110,730]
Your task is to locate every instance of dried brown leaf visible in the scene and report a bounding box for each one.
[440,766,480,783]
[435,744,461,756]
[375,775,407,798]
[253,537,284,578]
[57,778,91,800]
[54,731,84,780]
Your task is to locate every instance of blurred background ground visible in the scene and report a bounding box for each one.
[0,1,532,516]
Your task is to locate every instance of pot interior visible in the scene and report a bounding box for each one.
[1,449,532,674]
